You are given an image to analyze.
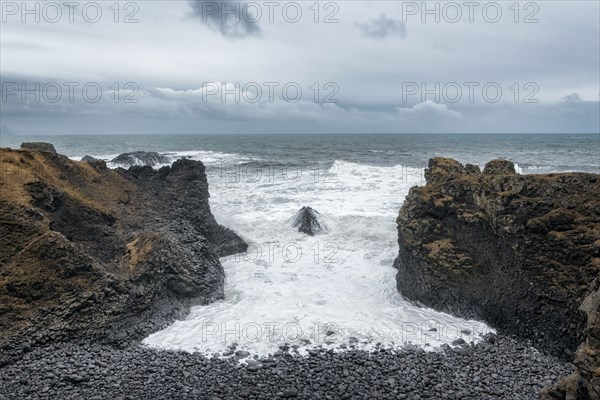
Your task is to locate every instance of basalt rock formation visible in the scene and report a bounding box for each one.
[394,157,600,399]
[21,142,56,153]
[292,206,326,236]
[110,151,170,168]
[0,147,246,364]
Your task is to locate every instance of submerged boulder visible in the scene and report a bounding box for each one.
[110,151,170,168]
[21,142,56,153]
[292,206,326,236]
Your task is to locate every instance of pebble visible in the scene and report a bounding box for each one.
[0,335,571,400]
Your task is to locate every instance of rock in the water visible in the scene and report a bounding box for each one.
[110,151,170,168]
[292,206,326,236]
[81,155,98,163]
[21,142,56,153]
[394,157,600,400]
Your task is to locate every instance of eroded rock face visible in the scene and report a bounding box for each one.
[21,142,57,153]
[576,280,600,399]
[292,206,326,236]
[0,148,247,363]
[110,151,170,168]
[394,157,600,398]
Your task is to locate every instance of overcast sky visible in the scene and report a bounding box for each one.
[1,0,599,135]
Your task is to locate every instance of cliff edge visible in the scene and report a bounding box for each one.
[0,147,246,362]
[394,158,599,399]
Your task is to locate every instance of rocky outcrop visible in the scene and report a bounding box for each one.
[110,151,170,168]
[21,142,56,153]
[576,281,600,399]
[0,147,246,363]
[394,158,600,398]
[543,278,600,400]
[81,155,98,163]
[292,206,326,236]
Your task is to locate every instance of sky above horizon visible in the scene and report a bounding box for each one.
[1,0,599,135]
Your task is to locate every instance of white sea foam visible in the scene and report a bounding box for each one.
[143,154,493,357]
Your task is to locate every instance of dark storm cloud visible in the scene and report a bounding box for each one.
[188,0,260,39]
[357,14,406,39]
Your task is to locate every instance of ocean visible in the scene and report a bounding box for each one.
[2,133,599,356]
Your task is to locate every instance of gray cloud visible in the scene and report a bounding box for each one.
[188,0,260,39]
[1,74,598,135]
[562,93,582,103]
[1,2,598,134]
[357,14,406,40]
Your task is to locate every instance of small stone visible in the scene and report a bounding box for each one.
[235,350,250,358]
[282,389,299,398]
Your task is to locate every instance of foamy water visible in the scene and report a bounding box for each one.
[142,152,492,357]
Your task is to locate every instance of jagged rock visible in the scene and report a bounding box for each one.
[423,158,466,185]
[292,206,326,236]
[0,147,247,363]
[543,278,600,400]
[81,155,98,163]
[483,159,516,175]
[110,151,170,168]
[464,164,481,175]
[576,281,600,399]
[394,157,600,397]
[21,142,56,153]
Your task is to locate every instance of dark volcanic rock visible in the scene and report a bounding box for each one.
[0,147,247,363]
[394,157,600,398]
[21,142,57,153]
[542,278,600,400]
[576,281,600,399]
[0,336,572,400]
[482,159,516,175]
[81,155,98,163]
[110,151,170,167]
[292,206,326,236]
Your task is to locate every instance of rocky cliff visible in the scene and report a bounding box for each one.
[394,158,600,399]
[0,147,246,363]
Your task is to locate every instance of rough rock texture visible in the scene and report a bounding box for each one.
[0,335,572,400]
[110,151,170,168]
[292,206,326,236]
[0,148,246,364]
[20,142,57,153]
[394,158,600,398]
[542,278,600,400]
